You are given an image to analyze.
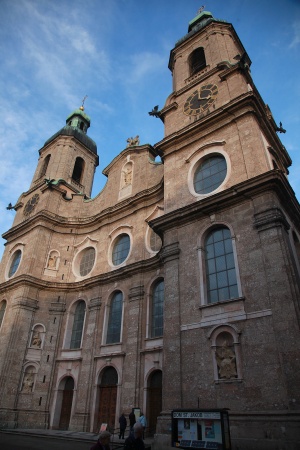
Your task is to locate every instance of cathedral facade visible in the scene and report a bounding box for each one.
[0,10,299,450]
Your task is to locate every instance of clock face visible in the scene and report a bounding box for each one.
[183,83,218,116]
[23,193,40,216]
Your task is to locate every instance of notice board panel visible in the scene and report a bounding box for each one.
[171,409,231,450]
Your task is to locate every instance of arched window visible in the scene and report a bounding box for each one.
[39,154,51,178]
[106,291,123,344]
[151,280,164,338]
[8,250,22,278]
[0,300,7,329]
[72,157,84,183]
[112,234,130,265]
[189,47,206,76]
[70,300,85,349]
[205,227,239,303]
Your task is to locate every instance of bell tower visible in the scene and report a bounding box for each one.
[30,105,99,198]
[158,10,291,214]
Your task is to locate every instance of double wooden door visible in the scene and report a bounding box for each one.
[97,385,117,431]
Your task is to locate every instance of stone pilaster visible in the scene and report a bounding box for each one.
[121,285,144,412]
[0,297,38,428]
[70,297,101,431]
[159,242,181,423]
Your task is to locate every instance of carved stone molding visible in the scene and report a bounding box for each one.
[12,297,39,311]
[88,297,102,310]
[48,302,66,314]
[160,242,180,262]
[254,207,290,232]
[128,285,145,301]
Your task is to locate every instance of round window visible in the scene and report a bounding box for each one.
[8,250,22,277]
[194,154,227,194]
[79,247,95,276]
[112,234,130,265]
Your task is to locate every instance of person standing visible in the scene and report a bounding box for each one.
[124,422,145,450]
[90,430,111,450]
[119,412,127,439]
[129,409,136,431]
[138,412,147,439]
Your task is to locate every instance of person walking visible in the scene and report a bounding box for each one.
[90,430,111,450]
[129,409,136,431]
[119,412,127,439]
[124,422,145,450]
[138,411,147,439]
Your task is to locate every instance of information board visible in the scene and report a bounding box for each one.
[171,409,231,450]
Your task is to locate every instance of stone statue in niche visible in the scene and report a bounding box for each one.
[215,340,237,379]
[47,251,58,269]
[22,372,34,393]
[126,135,140,147]
[121,164,133,187]
[31,331,42,348]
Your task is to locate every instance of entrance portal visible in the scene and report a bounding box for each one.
[58,377,74,430]
[147,370,162,436]
[97,367,118,432]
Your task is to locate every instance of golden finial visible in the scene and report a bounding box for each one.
[80,95,88,111]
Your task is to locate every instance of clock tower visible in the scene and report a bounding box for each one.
[151,9,300,449]
[158,10,290,214]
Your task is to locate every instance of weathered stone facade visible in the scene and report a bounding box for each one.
[0,10,299,450]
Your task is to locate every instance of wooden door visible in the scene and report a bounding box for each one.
[59,377,74,430]
[147,371,162,436]
[98,385,117,431]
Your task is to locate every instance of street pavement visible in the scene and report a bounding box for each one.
[0,428,154,448]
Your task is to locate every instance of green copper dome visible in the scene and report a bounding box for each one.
[44,107,97,155]
[66,108,91,125]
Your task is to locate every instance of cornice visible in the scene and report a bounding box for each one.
[2,179,164,241]
[149,171,300,235]
[102,143,158,176]
[155,91,290,168]
[0,253,163,294]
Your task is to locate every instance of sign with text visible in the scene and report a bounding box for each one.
[171,409,231,450]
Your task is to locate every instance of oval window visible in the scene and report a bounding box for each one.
[79,247,95,276]
[149,228,162,253]
[112,234,130,265]
[8,250,22,277]
[194,154,227,194]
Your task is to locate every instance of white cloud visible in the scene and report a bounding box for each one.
[289,20,300,48]
[123,51,165,84]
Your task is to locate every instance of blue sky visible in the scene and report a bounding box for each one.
[0,0,299,258]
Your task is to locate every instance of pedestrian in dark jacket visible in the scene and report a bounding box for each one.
[124,422,145,450]
[90,430,111,450]
[129,410,136,431]
[119,412,127,439]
